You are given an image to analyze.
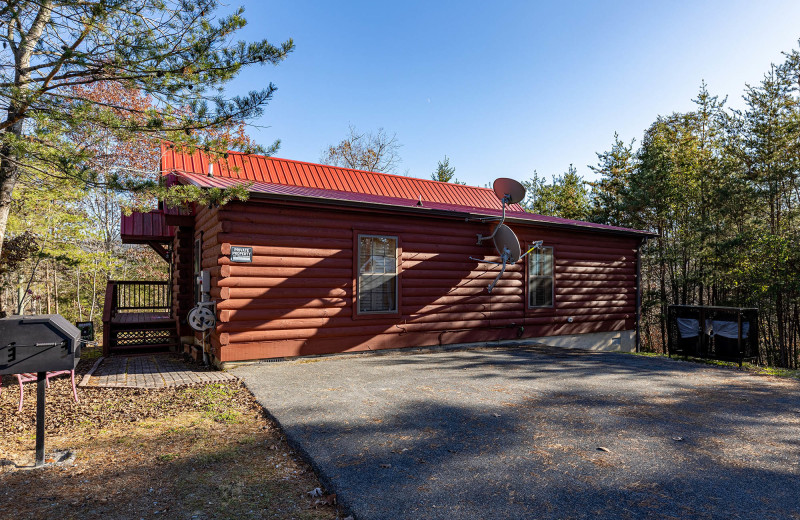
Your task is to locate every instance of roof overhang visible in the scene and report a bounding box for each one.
[173,170,657,239]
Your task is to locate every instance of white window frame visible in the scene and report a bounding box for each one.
[357,234,399,314]
[528,246,554,308]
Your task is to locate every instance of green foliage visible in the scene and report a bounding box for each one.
[431,155,464,184]
[522,165,591,221]
[0,0,294,261]
[588,133,635,227]
[588,57,800,368]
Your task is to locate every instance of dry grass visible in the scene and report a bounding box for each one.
[0,359,341,520]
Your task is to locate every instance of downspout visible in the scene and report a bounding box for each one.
[635,237,646,353]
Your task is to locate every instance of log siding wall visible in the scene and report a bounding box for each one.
[201,200,641,362]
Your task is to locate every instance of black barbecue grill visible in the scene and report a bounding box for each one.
[0,314,83,467]
[0,314,82,374]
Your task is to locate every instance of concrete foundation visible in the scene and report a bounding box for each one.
[525,330,636,352]
[216,330,637,370]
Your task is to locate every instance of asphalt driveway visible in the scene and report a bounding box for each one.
[234,346,800,520]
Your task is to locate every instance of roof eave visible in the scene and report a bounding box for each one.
[247,188,656,239]
[174,174,656,238]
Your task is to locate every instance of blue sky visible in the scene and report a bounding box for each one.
[229,1,800,187]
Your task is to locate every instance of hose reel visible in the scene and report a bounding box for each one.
[188,302,216,332]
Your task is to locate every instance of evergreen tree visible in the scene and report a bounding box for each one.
[588,133,636,226]
[430,155,464,184]
[0,0,294,260]
[522,165,591,221]
[728,63,800,367]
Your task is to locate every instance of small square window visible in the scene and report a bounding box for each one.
[357,235,398,314]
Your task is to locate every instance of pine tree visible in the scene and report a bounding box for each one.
[0,1,294,260]
[522,166,590,221]
[431,155,464,184]
[588,133,635,226]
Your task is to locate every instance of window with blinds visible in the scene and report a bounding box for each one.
[357,235,398,314]
[528,246,554,307]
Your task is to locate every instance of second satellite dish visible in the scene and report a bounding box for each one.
[493,224,521,263]
[470,223,527,293]
[469,177,543,293]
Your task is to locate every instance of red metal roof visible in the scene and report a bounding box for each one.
[174,170,654,237]
[120,210,175,244]
[161,144,521,212]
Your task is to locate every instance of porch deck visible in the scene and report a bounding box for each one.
[103,281,178,356]
[112,312,174,326]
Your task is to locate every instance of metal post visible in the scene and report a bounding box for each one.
[737,311,743,368]
[35,371,46,467]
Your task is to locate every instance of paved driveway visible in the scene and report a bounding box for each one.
[234,346,800,520]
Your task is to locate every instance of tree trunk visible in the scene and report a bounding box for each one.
[16,273,25,314]
[54,266,59,315]
[0,1,54,262]
[76,265,83,320]
[0,158,17,262]
[45,262,51,314]
[89,260,98,322]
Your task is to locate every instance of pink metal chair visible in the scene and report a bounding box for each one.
[0,370,79,412]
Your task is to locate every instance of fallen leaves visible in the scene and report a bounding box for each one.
[1,360,339,519]
[312,493,337,508]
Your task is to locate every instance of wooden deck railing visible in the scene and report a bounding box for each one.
[115,281,172,314]
[103,280,172,319]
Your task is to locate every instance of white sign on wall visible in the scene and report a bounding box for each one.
[230,246,253,263]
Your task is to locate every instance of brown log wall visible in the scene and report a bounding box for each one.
[172,225,195,337]
[199,200,641,362]
[192,205,222,346]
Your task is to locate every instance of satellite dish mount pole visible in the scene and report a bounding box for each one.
[476,194,510,245]
[476,178,525,245]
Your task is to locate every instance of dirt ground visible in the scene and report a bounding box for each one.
[0,354,342,520]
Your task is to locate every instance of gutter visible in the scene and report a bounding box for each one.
[237,187,658,239]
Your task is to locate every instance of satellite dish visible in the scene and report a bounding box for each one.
[468,224,524,293]
[476,178,527,245]
[493,224,521,263]
[468,176,539,292]
[493,178,526,205]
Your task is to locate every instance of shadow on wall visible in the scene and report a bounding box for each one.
[214,211,555,359]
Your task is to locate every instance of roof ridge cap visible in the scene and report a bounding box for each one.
[161,142,497,194]
[266,156,494,193]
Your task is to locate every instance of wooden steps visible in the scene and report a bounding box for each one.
[105,312,179,355]
[102,281,177,356]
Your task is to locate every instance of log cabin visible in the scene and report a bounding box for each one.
[104,144,656,367]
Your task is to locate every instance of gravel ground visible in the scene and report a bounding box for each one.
[234,345,800,520]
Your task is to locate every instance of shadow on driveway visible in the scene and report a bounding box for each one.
[234,346,800,520]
